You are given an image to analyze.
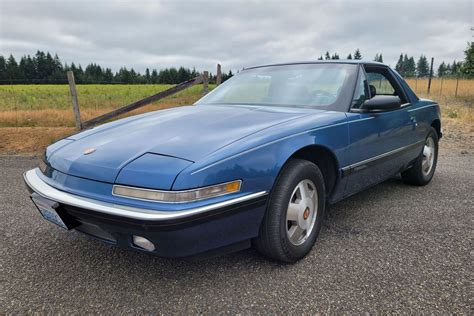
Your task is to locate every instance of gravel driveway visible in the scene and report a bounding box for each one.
[1,148,472,314]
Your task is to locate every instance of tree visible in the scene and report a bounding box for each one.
[151,69,158,83]
[406,57,416,77]
[324,51,331,60]
[462,42,473,78]
[104,68,114,83]
[0,50,200,84]
[416,55,430,77]
[0,55,7,81]
[145,68,151,84]
[177,66,190,83]
[353,48,362,60]
[450,60,463,76]
[331,52,339,60]
[347,53,352,60]
[437,62,447,77]
[222,69,234,82]
[6,54,19,81]
[317,55,324,60]
[395,54,404,75]
[374,53,383,62]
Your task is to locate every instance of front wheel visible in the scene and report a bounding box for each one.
[254,159,326,263]
[402,128,439,186]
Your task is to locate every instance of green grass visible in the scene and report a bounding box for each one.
[0,84,215,111]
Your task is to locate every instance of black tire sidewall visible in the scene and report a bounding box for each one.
[271,160,326,261]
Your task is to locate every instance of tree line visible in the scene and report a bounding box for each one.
[319,43,473,78]
[0,43,472,84]
[0,51,234,84]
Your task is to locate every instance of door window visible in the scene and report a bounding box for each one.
[364,66,408,104]
[351,68,369,109]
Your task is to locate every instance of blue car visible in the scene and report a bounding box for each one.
[24,61,441,262]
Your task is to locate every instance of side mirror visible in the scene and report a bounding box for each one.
[362,95,401,112]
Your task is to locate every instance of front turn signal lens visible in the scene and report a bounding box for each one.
[225,181,241,193]
[113,180,242,203]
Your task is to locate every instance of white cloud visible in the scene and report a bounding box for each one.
[0,0,471,73]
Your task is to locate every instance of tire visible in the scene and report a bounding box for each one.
[401,127,439,186]
[254,159,326,263]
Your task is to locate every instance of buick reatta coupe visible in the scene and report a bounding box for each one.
[24,61,441,262]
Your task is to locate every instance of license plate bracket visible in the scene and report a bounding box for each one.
[31,193,77,230]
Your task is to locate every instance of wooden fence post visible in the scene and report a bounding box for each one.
[455,73,460,98]
[67,71,82,130]
[427,57,434,94]
[216,64,222,86]
[203,71,209,93]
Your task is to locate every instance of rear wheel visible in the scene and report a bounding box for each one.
[402,128,438,186]
[254,159,326,263]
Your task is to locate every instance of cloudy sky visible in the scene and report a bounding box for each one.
[0,0,472,73]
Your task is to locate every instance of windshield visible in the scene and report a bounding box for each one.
[196,63,358,111]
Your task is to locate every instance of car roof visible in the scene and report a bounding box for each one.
[244,60,387,70]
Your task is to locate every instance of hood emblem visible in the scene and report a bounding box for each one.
[83,148,96,155]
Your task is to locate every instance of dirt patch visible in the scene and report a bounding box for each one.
[0,127,75,156]
[440,118,474,153]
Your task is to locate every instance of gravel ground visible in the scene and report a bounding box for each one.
[1,148,472,314]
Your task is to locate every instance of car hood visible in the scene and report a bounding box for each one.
[47,104,312,183]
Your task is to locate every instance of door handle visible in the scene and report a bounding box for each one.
[410,116,418,128]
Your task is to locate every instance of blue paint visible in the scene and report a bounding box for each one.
[37,61,441,257]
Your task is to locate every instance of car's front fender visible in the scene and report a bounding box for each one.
[172,114,349,195]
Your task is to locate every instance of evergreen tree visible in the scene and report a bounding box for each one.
[177,66,190,83]
[103,68,114,83]
[0,55,7,81]
[445,63,452,76]
[145,68,151,83]
[378,53,383,63]
[6,54,19,81]
[403,54,410,72]
[353,49,362,60]
[325,51,331,60]
[191,67,198,78]
[331,53,339,60]
[0,50,215,84]
[406,57,416,77]
[416,55,430,77]
[317,55,324,60]
[151,69,158,83]
[395,54,404,75]
[347,53,352,60]
[450,61,456,75]
[437,62,447,77]
[462,42,473,78]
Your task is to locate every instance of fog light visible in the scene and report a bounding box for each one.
[132,235,155,252]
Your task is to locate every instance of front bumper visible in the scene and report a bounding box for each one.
[24,168,268,257]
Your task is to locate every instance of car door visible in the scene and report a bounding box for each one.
[343,64,418,197]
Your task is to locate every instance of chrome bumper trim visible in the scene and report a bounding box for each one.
[24,168,267,221]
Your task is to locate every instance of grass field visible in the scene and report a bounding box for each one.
[0,84,215,127]
[0,79,472,155]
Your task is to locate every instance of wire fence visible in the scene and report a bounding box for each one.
[0,83,213,128]
[0,78,472,128]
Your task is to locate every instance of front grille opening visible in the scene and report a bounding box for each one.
[75,221,116,243]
